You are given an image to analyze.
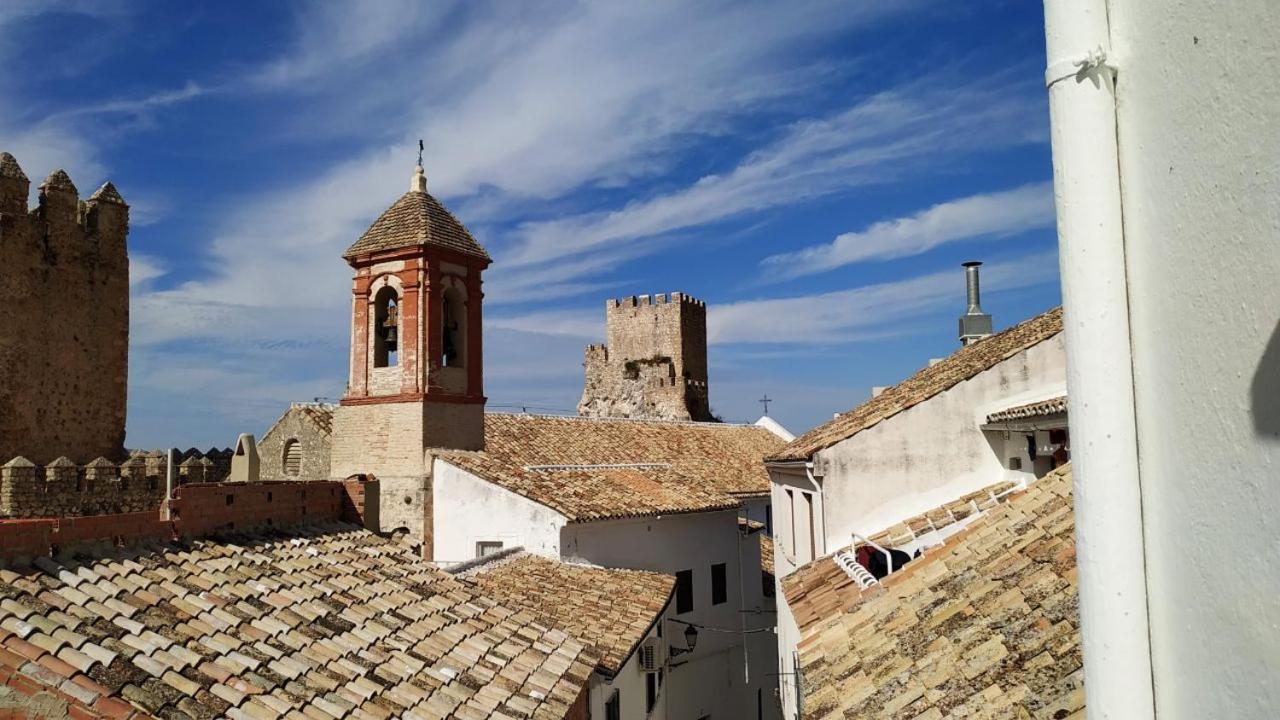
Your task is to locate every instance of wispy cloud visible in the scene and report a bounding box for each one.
[491,75,1047,298]
[489,251,1061,348]
[761,182,1055,280]
[709,251,1059,344]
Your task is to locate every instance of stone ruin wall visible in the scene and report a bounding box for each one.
[578,292,712,421]
[0,153,130,465]
[0,449,232,519]
[257,404,334,481]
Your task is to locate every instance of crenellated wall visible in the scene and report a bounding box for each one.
[578,292,712,421]
[0,449,232,519]
[0,153,130,464]
[0,477,378,563]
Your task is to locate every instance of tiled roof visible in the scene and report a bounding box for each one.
[985,395,1068,424]
[437,451,740,522]
[769,308,1064,462]
[796,466,1081,719]
[0,523,595,719]
[344,190,490,261]
[783,480,1019,636]
[457,553,673,676]
[296,404,336,437]
[760,535,774,577]
[484,413,784,497]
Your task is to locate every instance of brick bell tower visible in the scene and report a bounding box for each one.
[329,162,490,546]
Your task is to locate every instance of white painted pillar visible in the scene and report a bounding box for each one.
[1042,1,1155,717]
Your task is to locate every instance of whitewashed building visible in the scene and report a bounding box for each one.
[1043,0,1280,715]
[432,412,785,720]
[764,272,1067,719]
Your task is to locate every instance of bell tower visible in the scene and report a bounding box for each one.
[329,162,490,546]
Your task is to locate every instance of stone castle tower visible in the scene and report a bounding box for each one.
[578,292,712,421]
[0,152,129,464]
[329,164,490,543]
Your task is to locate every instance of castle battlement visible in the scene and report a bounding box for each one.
[608,292,706,309]
[1,152,132,466]
[581,291,712,422]
[0,449,233,519]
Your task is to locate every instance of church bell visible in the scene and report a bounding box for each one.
[383,305,399,351]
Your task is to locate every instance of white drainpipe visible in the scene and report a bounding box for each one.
[1042,1,1155,718]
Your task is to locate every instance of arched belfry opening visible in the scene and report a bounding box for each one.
[441,286,466,368]
[373,285,400,368]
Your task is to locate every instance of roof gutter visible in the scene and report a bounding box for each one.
[1043,2,1155,718]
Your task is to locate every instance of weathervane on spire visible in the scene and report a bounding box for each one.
[417,139,424,167]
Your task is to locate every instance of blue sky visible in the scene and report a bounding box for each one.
[1,0,1059,449]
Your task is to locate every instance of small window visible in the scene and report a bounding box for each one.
[1009,457,1023,470]
[476,541,503,558]
[804,492,816,560]
[441,287,466,368]
[786,489,795,552]
[373,286,400,368]
[605,690,621,720]
[646,671,658,713]
[765,504,773,536]
[283,439,302,476]
[711,563,727,605]
[676,569,694,614]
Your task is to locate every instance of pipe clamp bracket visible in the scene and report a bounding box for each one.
[1045,45,1118,88]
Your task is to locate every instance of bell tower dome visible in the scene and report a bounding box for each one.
[330,162,491,546]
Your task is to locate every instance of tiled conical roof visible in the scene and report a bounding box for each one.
[343,167,490,261]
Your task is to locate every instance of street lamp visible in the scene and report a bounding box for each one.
[670,622,699,657]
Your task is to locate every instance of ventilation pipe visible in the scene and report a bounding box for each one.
[958,261,993,345]
[1043,0,1154,718]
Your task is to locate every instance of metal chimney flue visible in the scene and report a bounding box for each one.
[958,261,993,345]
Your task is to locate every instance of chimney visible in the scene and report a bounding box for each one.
[958,261,993,345]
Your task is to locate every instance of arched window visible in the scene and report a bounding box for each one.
[373,286,399,368]
[283,439,302,476]
[441,287,466,368]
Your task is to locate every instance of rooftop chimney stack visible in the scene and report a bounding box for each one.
[958,261,993,345]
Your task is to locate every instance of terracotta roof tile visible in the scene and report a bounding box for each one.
[795,466,1081,719]
[436,451,739,522]
[985,395,1068,424]
[344,191,490,261]
[297,405,335,437]
[0,523,595,718]
[483,413,783,497]
[457,553,673,676]
[782,479,1020,636]
[770,308,1063,462]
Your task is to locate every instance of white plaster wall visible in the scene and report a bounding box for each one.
[589,621,668,720]
[563,511,779,720]
[1105,3,1280,716]
[768,467,824,580]
[431,460,566,563]
[816,335,1065,544]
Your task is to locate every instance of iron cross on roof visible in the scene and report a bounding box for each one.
[759,394,773,416]
[417,139,424,167]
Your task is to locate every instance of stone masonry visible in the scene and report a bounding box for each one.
[578,292,712,421]
[0,450,230,519]
[0,152,129,465]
